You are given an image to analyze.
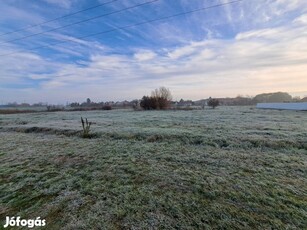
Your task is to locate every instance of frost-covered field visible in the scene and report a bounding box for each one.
[0,107,306,229]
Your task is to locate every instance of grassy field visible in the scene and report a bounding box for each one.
[0,107,306,229]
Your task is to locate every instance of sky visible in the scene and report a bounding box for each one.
[0,0,307,104]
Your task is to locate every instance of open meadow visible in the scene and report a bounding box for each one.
[0,106,306,229]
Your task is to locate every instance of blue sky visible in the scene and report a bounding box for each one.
[0,0,307,104]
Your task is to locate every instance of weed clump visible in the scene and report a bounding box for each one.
[81,117,92,138]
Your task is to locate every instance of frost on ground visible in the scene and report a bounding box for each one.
[0,107,306,229]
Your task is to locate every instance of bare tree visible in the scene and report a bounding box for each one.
[151,87,172,101]
[141,87,172,110]
[152,87,172,110]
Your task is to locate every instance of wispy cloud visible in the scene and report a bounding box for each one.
[1,0,307,103]
[42,0,75,9]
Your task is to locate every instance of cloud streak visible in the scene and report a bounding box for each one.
[1,0,307,103]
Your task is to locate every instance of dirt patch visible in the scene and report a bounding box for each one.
[52,155,88,167]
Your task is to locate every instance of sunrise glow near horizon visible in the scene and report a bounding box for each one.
[0,0,307,104]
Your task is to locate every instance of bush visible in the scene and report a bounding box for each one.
[140,87,172,110]
[208,98,219,109]
[102,105,112,110]
[140,96,157,110]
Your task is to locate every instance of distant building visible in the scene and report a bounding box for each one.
[177,99,193,107]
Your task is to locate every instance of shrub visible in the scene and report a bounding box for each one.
[102,105,112,110]
[140,87,172,110]
[140,96,156,110]
[208,98,219,109]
